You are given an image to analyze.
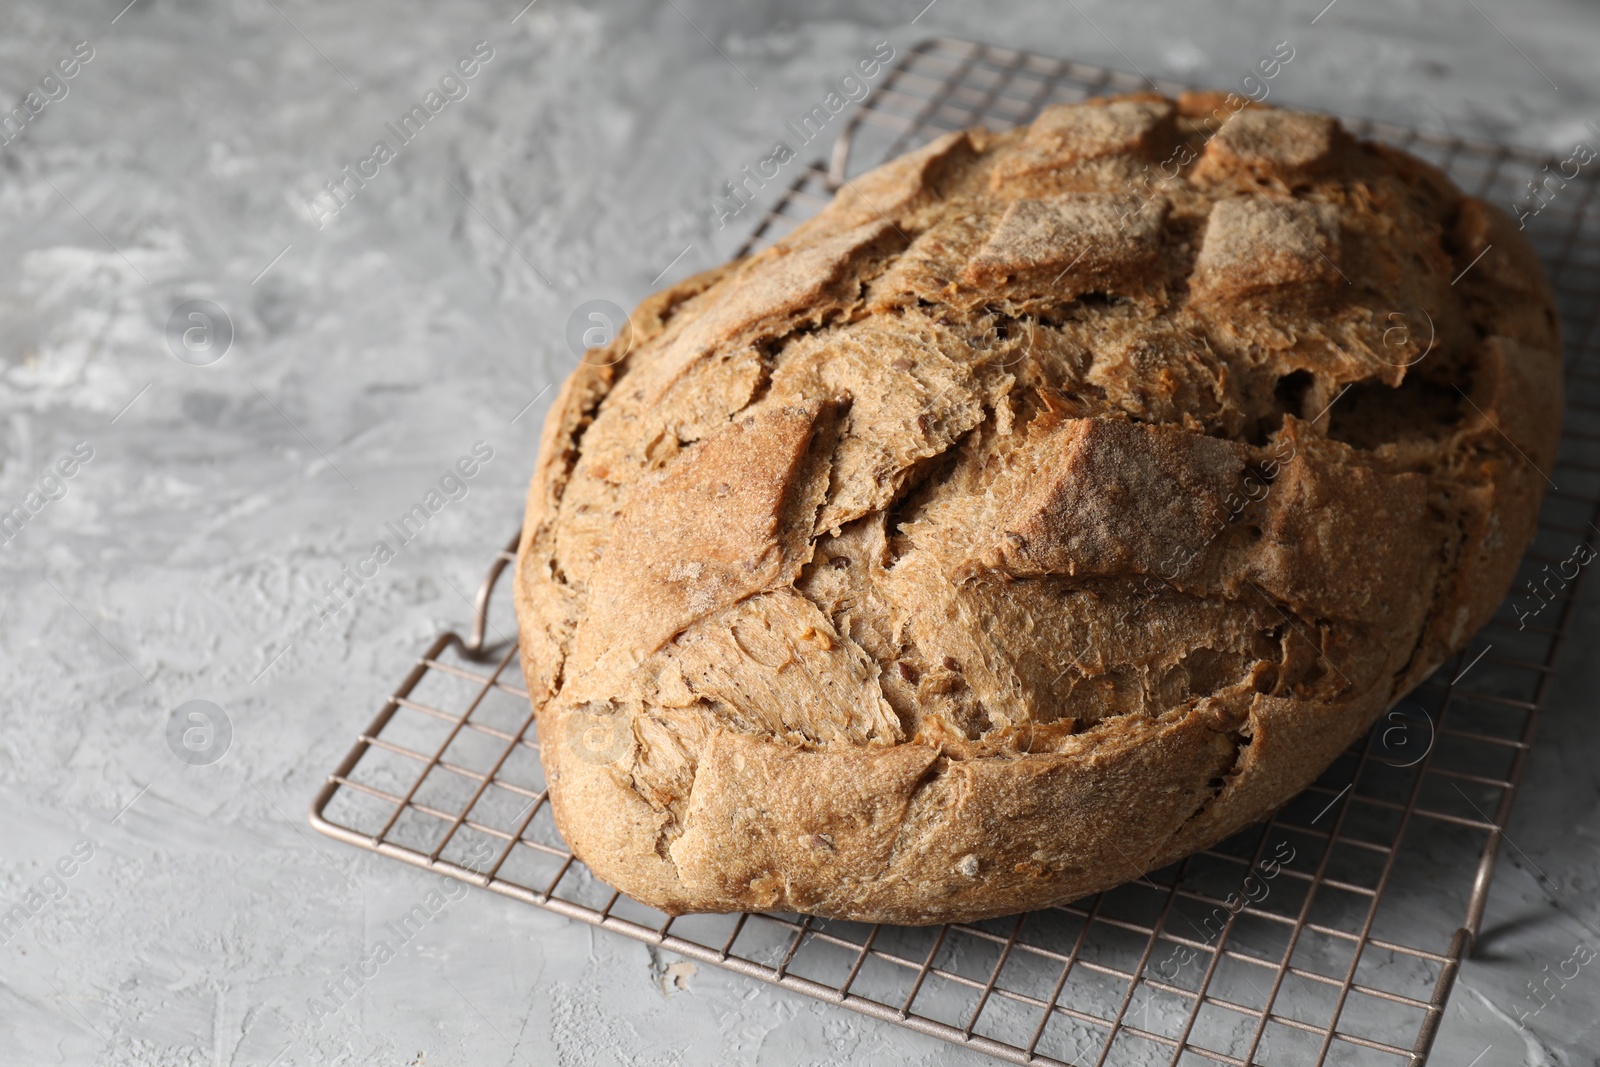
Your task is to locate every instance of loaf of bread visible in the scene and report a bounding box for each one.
[514,92,1562,925]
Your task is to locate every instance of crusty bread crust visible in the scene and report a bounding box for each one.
[514,93,1563,924]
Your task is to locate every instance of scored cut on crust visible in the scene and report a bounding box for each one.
[513,91,1564,925]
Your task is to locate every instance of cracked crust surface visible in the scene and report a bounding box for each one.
[513,92,1564,925]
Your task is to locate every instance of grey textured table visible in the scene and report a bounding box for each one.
[2,1,1597,1064]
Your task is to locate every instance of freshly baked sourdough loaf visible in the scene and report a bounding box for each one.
[514,92,1563,925]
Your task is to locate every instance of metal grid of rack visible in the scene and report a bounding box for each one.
[310,38,1600,1066]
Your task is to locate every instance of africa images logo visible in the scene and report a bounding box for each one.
[708,41,895,230]
[304,42,496,229]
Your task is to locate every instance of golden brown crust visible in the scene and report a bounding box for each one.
[514,95,1563,924]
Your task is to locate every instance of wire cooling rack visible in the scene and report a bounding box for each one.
[310,37,1600,1066]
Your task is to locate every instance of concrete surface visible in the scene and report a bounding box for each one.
[1,0,1597,1064]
